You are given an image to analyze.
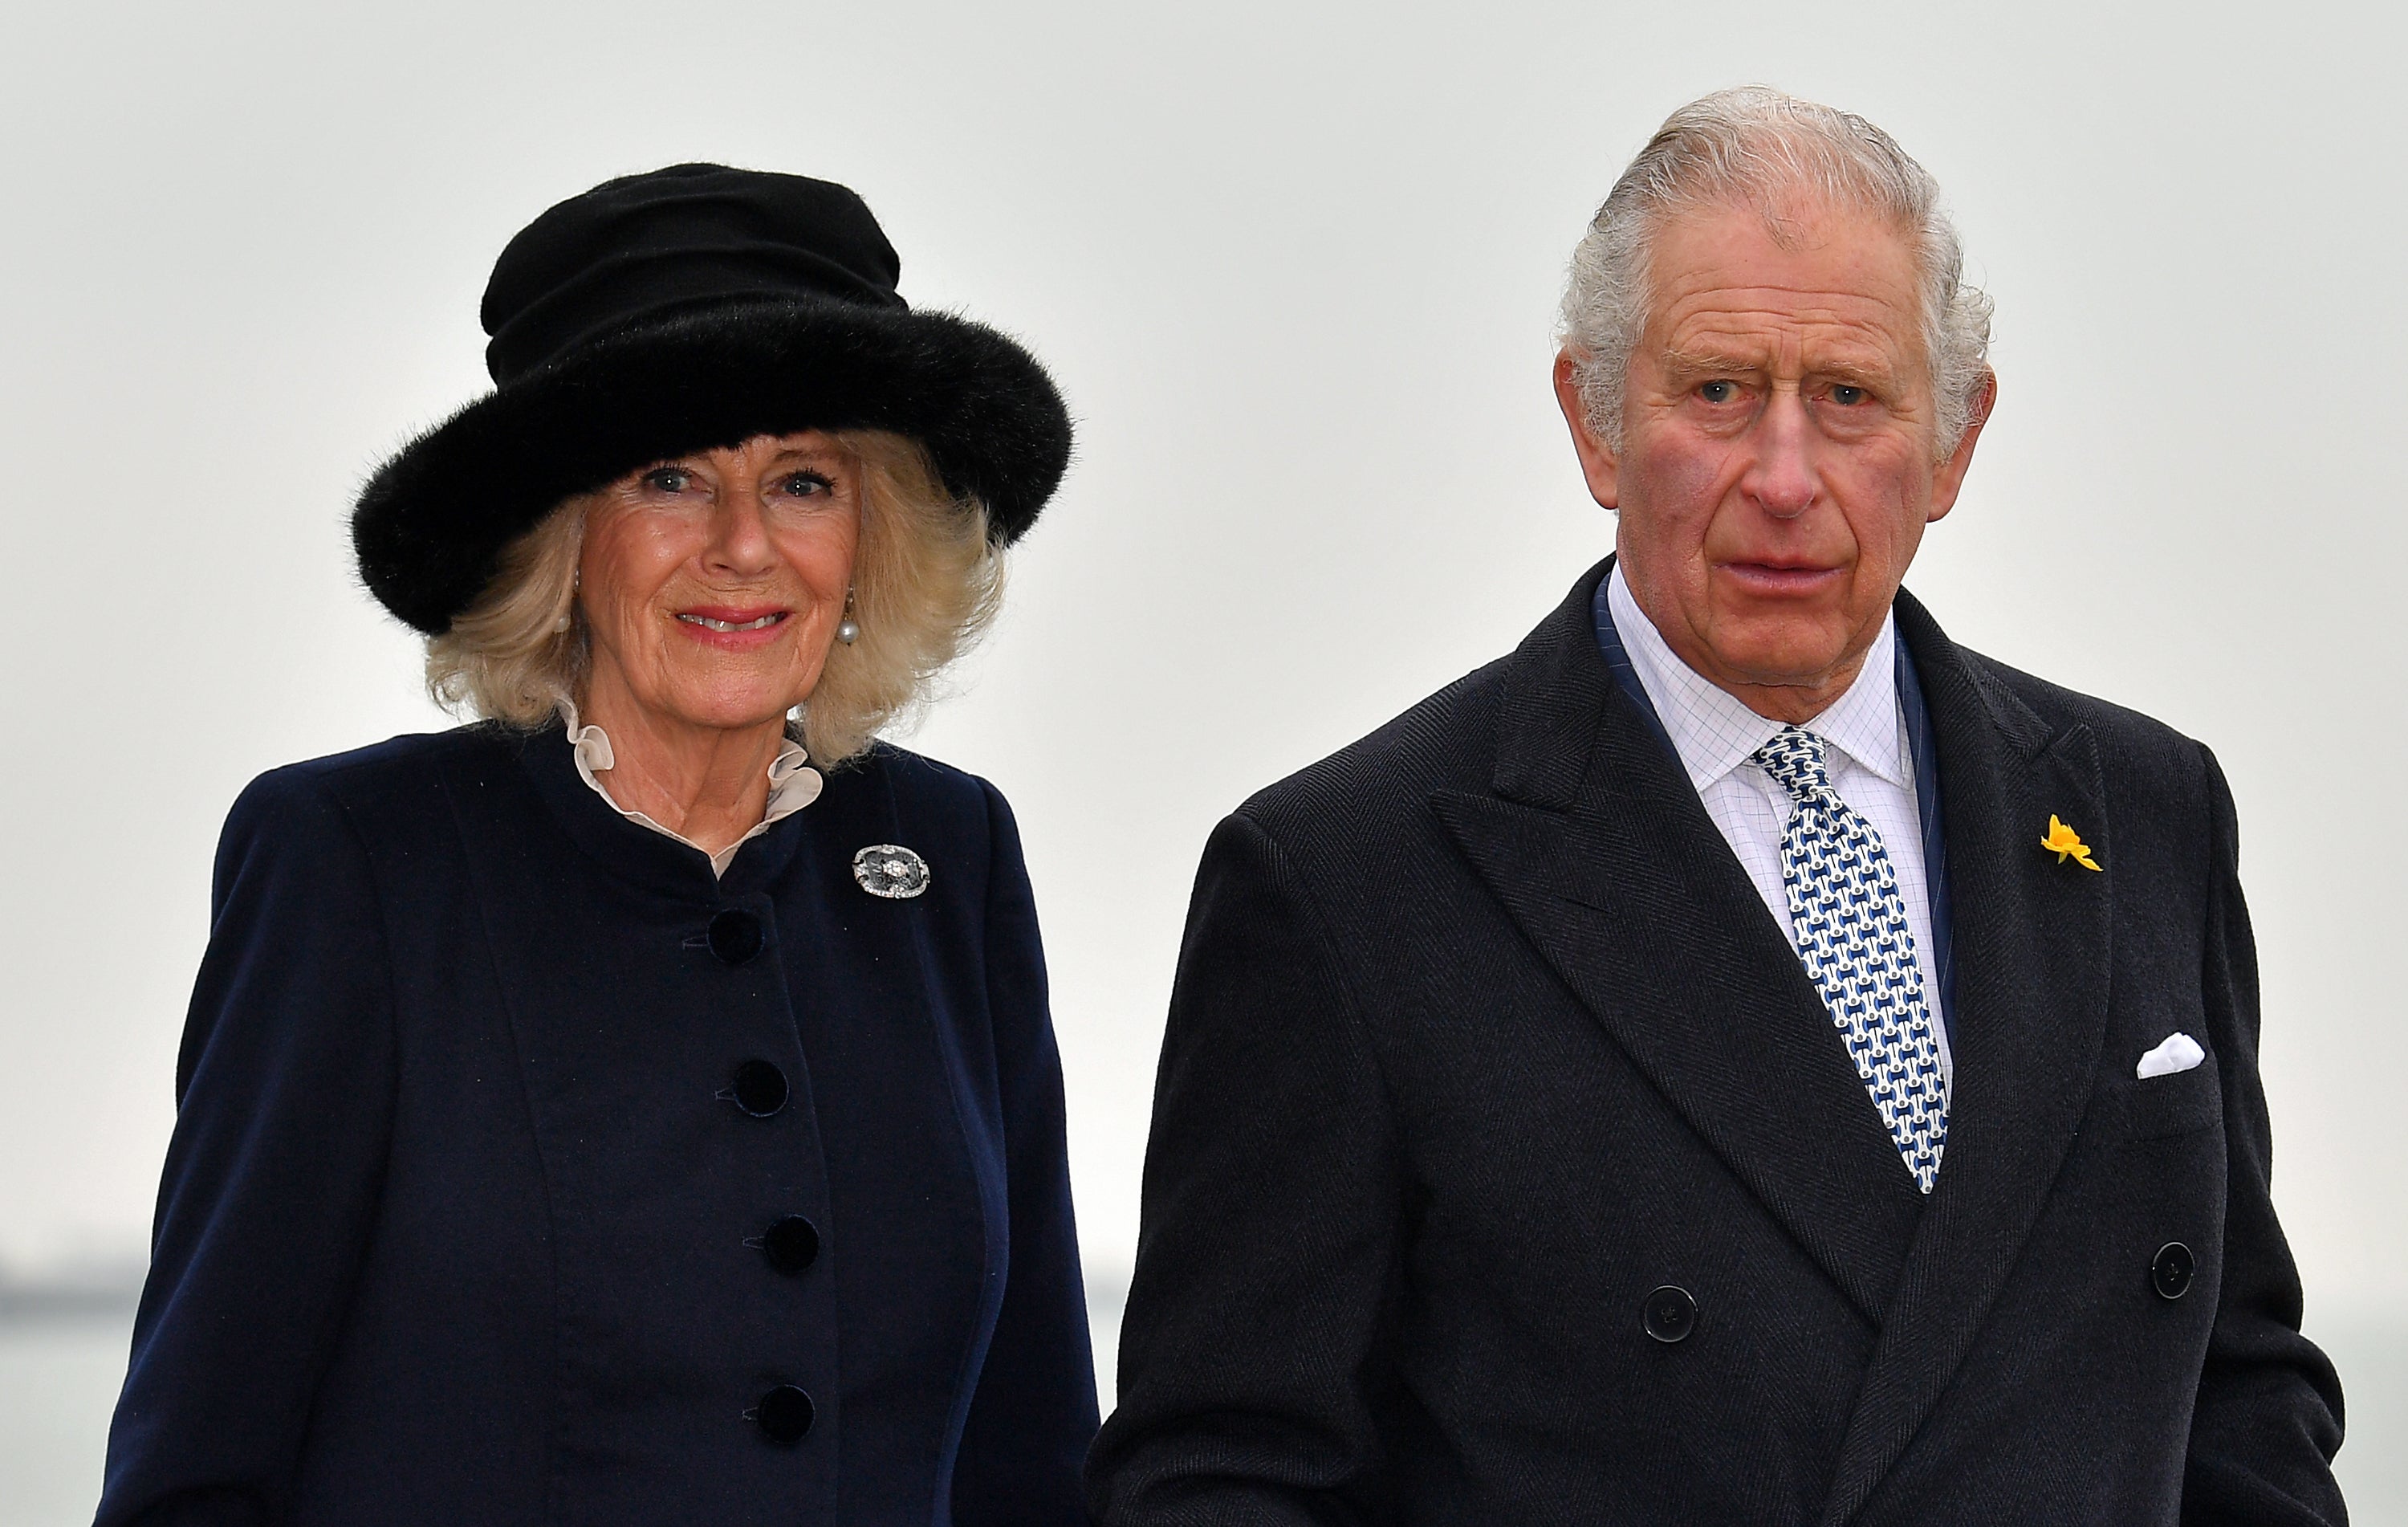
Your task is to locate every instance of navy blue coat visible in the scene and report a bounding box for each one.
[99,723,1098,1525]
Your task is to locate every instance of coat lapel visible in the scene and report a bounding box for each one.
[1816,591,2114,1526]
[1433,564,1926,1323]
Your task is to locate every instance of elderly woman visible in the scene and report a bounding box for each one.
[97,165,1096,1524]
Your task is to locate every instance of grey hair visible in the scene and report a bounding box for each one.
[425,429,1003,767]
[1560,87,1994,459]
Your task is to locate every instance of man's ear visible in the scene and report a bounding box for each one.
[1552,351,1621,510]
[1927,368,1996,523]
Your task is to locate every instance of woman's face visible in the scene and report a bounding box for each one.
[577,430,860,738]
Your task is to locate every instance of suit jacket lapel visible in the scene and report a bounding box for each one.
[1434,561,1926,1323]
[1897,631,1958,1053]
[1816,590,2114,1525]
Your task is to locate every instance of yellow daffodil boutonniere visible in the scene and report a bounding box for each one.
[2040,815,2103,871]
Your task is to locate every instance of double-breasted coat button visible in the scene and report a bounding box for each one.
[730,1060,789,1117]
[763,1215,820,1274]
[1642,1285,1698,1343]
[707,908,765,965]
[2151,1241,2195,1301]
[755,1383,814,1444]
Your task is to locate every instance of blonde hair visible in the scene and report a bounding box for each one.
[425,429,1003,766]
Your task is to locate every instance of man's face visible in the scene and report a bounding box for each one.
[1554,198,1991,721]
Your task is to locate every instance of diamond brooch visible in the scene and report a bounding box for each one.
[852,844,930,899]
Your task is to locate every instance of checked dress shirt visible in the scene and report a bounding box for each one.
[1604,564,1954,1105]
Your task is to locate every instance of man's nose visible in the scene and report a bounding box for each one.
[1743,391,1819,518]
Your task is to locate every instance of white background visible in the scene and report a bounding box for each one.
[2,0,2400,1485]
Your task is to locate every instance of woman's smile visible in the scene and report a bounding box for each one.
[673,605,793,646]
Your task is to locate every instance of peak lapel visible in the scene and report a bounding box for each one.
[1817,592,2114,1526]
[1434,564,1925,1323]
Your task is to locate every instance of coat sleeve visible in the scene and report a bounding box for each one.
[1086,812,1405,1526]
[2180,744,2348,1525]
[948,779,1101,1525]
[96,768,399,1527]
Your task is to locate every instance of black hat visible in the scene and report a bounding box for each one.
[352,163,1072,636]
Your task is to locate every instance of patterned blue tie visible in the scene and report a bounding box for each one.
[1752,726,1948,1193]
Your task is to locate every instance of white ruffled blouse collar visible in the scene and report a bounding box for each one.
[559,702,824,878]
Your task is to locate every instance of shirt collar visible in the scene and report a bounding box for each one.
[558,702,824,878]
[1605,562,1910,791]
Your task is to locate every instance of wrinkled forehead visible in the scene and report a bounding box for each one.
[1642,196,1930,380]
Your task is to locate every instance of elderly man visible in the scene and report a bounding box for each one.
[1088,89,2346,1525]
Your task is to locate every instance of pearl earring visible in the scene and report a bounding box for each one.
[835,587,859,646]
[551,611,572,634]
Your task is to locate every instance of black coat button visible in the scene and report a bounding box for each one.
[755,1383,814,1444]
[2152,1241,2195,1301]
[763,1215,820,1274]
[1642,1285,1698,1343]
[730,1060,788,1117]
[708,908,764,965]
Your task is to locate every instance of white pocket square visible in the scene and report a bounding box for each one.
[2136,1032,2207,1080]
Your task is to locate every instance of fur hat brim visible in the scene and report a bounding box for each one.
[352,298,1071,635]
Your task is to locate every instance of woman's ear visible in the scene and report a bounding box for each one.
[1552,351,1622,510]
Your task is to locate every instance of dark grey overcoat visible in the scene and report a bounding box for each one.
[1090,559,2345,1525]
